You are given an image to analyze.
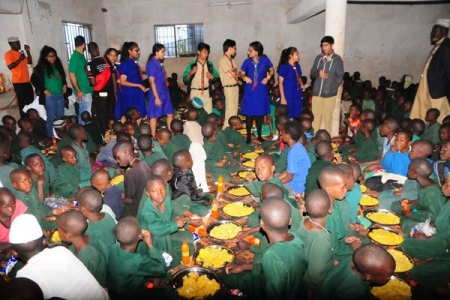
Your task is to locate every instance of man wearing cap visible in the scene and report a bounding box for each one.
[9,214,109,299]
[411,19,450,123]
[4,37,34,118]
[69,36,93,125]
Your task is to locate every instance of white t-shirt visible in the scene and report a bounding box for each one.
[17,247,109,300]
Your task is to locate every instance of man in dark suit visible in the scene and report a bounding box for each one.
[411,19,450,123]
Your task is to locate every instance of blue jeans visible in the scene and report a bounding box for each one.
[78,93,93,124]
[45,94,64,136]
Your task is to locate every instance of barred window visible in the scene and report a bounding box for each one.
[155,24,204,58]
[62,22,93,61]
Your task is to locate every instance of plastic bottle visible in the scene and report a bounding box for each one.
[51,136,57,149]
[217,175,224,193]
[211,199,219,219]
[0,256,18,282]
[181,241,190,266]
[244,235,262,245]
[188,225,207,236]
[401,200,411,212]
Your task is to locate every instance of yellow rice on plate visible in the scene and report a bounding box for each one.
[368,228,404,246]
[228,186,251,196]
[359,195,378,206]
[176,272,220,300]
[366,211,400,225]
[242,160,255,168]
[223,202,255,217]
[195,247,234,269]
[371,277,412,300]
[387,249,414,273]
[242,152,259,160]
[209,223,242,239]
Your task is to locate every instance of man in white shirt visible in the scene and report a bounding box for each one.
[9,214,109,300]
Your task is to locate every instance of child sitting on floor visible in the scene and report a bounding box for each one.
[156,128,180,165]
[70,124,93,187]
[124,107,141,139]
[138,134,166,168]
[271,114,290,173]
[183,108,204,145]
[52,146,80,199]
[81,112,103,146]
[410,118,425,142]
[350,119,380,163]
[106,216,168,299]
[170,119,191,151]
[26,108,48,140]
[24,153,50,201]
[138,175,201,267]
[57,210,108,286]
[305,141,334,196]
[212,98,225,118]
[343,104,361,139]
[91,169,123,220]
[223,116,253,153]
[421,108,441,145]
[0,141,20,191]
[77,188,117,247]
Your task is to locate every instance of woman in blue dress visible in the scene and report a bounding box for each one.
[277,47,305,119]
[117,41,148,118]
[146,43,174,137]
[241,41,274,143]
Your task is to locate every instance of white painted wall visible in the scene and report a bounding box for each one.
[0,0,107,85]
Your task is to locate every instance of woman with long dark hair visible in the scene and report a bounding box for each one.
[117,41,148,118]
[31,45,67,137]
[277,47,305,119]
[146,43,174,137]
[240,41,274,143]
[104,48,120,120]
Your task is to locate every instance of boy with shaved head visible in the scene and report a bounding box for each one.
[91,168,123,220]
[52,146,80,199]
[106,216,168,298]
[77,188,116,247]
[305,141,334,196]
[156,128,180,165]
[138,134,166,168]
[316,244,395,300]
[57,210,108,286]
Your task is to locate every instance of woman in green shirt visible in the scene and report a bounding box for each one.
[31,46,67,137]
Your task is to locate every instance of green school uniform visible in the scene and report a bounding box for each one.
[72,141,93,187]
[138,195,193,268]
[222,127,253,153]
[410,252,450,294]
[85,213,117,248]
[20,145,56,181]
[142,151,167,168]
[172,194,209,217]
[401,198,450,260]
[315,256,370,300]
[296,218,334,289]
[70,239,108,286]
[274,146,289,174]
[51,163,80,198]
[244,176,289,199]
[378,179,419,211]
[106,242,167,298]
[305,160,333,196]
[161,142,180,165]
[7,129,21,164]
[354,138,380,163]
[13,188,52,229]
[261,235,307,299]
[307,140,316,164]
[197,108,208,126]
[50,136,74,168]
[0,163,20,191]
[84,122,103,146]
[216,130,231,152]
[171,134,191,151]
[203,139,239,181]
[31,171,50,199]
[420,122,441,145]
[326,201,353,261]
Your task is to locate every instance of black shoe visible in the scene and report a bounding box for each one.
[246,137,252,144]
[257,137,265,143]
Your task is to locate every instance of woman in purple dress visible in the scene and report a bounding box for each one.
[117,42,148,119]
[146,43,174,137]
[241,41,274,143]
[277,47,305,119]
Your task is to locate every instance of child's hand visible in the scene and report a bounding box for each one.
[208,185,217,193]
[175,217,185,228]
[225,263,247,275]
[412,231,429,240]
[188,218,202,227]
[393,188,403,196]
[237,230,251,240]
[281,96,287,105]
[237,239,252,250]
[141,230,153,248]
[215,161,225,168]
[245,173,254,182]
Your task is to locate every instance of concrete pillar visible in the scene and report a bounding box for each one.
[325,0,346,137]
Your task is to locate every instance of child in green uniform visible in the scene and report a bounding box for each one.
[2,115,21,163]
[222,116,253,153]
[0,140,20,192]
[81,112,103,146]
[170,119,191,151]
[137,175,201,268]
[156,128,180,165]
[271,114,289,173]
[51,146,80,199]
[212,98,224,118]
[351,119,381,163]
[57,210,108,286]
[318,165,356,262]
[90,169,124,220]
[202,122,239,181]
[420,108,441,145]
[125,107,141,139]
[10,169,52,228]
[316,244,395,300]
[78,188,117,247]
[123,121,137,146]
[69,124,93,187]
[398,158,447,234]
[24,154,50,201]
[138,134,166,168]
[106,216,168,298]
[206,113,231,152]
[305,141,334,196]
[296,189,334,292]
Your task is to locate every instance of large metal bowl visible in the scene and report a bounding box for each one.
[363,208,401,226]
[371,275,412,300]
[193,245,235,270]
[367,226,404,246]
[172,267,221,299]
[226,185,251,197]
[386,249,415,273]
[222,202,255,217]
[207,220,243,240]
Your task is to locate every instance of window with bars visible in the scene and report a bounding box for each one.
[62,22,93,61]
[155,24,204,58]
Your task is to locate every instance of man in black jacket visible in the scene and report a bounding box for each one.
[411,19,450,123]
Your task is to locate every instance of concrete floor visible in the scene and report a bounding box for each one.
[0,91,20,122]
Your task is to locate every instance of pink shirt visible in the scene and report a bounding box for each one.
[0,199,28,242]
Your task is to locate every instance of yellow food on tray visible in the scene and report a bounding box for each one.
[228,186,250,196]
[223,202,255,217]
[243,152,259,160]
[387,250,414,273]
[242,160,255,168]
[196,247,234,269]
[359,195,378,206]
[366,211,400,225]
[254,148,264,154]
[51,231,61,243]
[210,223,242,239]
[238,171,256,179]
[360,185,368,192]
[371,277,412,300]
[111,174,124,185]
[176,272,220,300]
[369,229,404,246]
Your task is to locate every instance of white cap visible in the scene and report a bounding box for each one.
[9,214,43,244]
[435,19,450,29]
[7,37,19,43]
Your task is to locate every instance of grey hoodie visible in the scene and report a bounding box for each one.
[310,53,344,98]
